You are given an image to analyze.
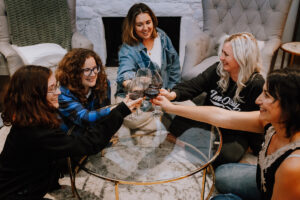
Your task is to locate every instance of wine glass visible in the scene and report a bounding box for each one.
[147,70,163,117]
[136,68,152,111]
[128,78,144,117]
[150,70,163,89]
[136,68,152,88]
[123,72,135,93]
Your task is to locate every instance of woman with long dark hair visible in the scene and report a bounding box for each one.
[153,68,300,200]
[0,65,141,199]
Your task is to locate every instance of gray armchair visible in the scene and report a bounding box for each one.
[0,0,93,76]
[182,0,292,80]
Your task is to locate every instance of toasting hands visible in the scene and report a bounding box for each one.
[123,96,144,113]
[151,95,174,113]
[159,88,176,100]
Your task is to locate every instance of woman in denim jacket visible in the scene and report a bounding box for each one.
[115,3,181,98]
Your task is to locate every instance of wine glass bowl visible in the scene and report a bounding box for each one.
[136,68,152,90]
[129,89,144,100]
[150,70,163,117]
[144,87,159,99]
[151,70,163,89]
[136,68,152,112]
[128,79,144,100]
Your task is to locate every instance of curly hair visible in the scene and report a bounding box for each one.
[122,3,158,46]
[217,32,262,102]
[267,68,300,138]
[1,65,61,128]
[56,48,108,105]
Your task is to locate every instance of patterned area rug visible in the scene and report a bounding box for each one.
[47,125,215,200]
[48,164,214,200]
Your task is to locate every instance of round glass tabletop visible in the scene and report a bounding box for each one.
[82,121,222,184]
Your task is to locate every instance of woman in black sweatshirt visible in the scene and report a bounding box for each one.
[160,32,265,166]
[0,65,142,200]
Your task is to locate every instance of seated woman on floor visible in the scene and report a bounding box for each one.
[115,2,181,99]
[114,3,181,130]
[153,68,300,200]
[0,65,142,200]
[160,32,265,166]
[56,48,111,136]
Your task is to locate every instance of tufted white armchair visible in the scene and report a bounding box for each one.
[182,0,292,80]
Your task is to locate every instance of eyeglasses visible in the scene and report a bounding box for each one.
[47,83,60,94]
[82,65,101,76]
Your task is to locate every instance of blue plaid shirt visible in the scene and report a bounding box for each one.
[58,82,111,134]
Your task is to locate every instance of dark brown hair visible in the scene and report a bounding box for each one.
[267,68,300,138]
[122,3,158,46]
[56,48,108,104]
[1,65,61,128]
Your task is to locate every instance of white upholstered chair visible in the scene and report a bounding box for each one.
[182,0,293,80]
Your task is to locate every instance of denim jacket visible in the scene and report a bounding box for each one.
[116,28,181,97]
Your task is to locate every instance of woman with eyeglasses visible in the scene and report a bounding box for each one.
[56,48,111,136]
[0,65,141,199]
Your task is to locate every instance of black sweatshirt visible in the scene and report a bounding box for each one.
[173,63,264,112]
[0,102,130,200]
[172,63,264,137]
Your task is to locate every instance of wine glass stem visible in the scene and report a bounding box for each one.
[153,105,161,117]
[135,108,139,117]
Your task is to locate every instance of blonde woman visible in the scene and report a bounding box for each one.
[160,32,265,166]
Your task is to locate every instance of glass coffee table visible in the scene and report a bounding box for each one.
[71,119,222,200]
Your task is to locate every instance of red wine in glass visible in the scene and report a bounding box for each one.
[144,88,159,99]
[129,90,144,100]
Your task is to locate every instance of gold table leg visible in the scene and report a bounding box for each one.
[115,182,119,200]
[201,168,207,200]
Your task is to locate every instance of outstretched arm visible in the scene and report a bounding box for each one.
[153,95,265,133]
[59,97,111,127]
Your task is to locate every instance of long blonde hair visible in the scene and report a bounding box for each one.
[217,32,262,102]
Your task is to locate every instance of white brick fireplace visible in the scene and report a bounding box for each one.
[76,0,204,67]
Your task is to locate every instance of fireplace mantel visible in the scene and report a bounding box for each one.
[76,0,204,67]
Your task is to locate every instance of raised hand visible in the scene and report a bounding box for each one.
[159,88,176,100]
[123,96,143,113]
[152,95,174,113]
